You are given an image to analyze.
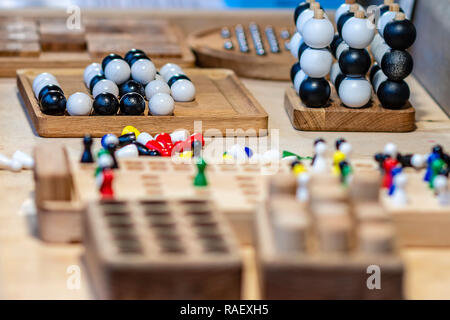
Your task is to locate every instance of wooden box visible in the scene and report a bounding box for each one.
[83,199,242,299]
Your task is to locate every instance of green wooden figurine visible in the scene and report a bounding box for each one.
[194,157,208,187]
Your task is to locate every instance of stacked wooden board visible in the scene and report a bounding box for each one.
[0,17,194,77]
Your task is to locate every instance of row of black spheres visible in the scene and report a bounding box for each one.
[289,0,416,109]
[33,49,196,116]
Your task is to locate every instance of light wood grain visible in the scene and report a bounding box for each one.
[17,68,268,137]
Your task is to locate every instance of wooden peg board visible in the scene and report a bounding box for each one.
[83,199,242,299]
[381,168,450,247]
[255,174,404,300]
[34,144,291,244]
[284,85,416,132]
[0,17,194,77]
[17,68,268,137]
[188,25,296,80]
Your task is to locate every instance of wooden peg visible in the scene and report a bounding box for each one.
[395,12,406,21]
[384,0,394,5]
[345,0,356,4]
[314,9,325,19]
[310,2,320,10]
[306,0,315,3]
[349,4,359,12]
[355,10,365,19]
[389,3,400,12]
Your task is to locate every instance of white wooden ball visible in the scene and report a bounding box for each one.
[289,32,303,59]
[34,78,60,97]
[302,17,334,48]
[338,77,372,108]
[115,144,139,159]
[372,69,388,93]
[33,73,57,93]
[296,8,315,34]
[145,79,171,100]
[373,42,390,65]
[384,143,398,157]
[160,63,183,78]
[335,3,364,24]
[330,62,342,85]
[104,59,131,85]
[342,17,375,49]
[378,11,397,35]
[335,41,349,60]
[163,68,186,83]
[83,63,102,87]
[300,48,333,78]
[92,79,119,98]
[66,92,93,116]
[171,79,196,102]
[136,132,153,145]
[294,69,308,93]
[131,59,156,85]
[149,93,175,116]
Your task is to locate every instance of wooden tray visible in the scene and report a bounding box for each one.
[188,25,295,81]
[0,18,194,77]
[284,86,416,132]
[34,144,290,244]
[18,68,268,137]
[255,174,404,300]
[83,199,242,299]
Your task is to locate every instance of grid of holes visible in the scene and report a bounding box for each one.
[101,201,143,255]
[236,176,261,204]
[181,200,229,254]
[142,200,186,255]
[141,174,164,196]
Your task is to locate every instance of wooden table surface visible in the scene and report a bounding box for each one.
[0,10,449,300]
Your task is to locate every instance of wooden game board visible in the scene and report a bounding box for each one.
[255,173,404,300]
[284,85,416,132]
[83,199,242,299]
[34,144,291,244]
[188,25,296,80]
[0,18,194,77]
[17,68,268,137]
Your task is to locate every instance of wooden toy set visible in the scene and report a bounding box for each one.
[17,67,268,137]
[188,23,296,80]
[83,199,242,299]
[0,17,194,77]
[255,172,404,299]
[34,143,292,244]
[285,0,416,132]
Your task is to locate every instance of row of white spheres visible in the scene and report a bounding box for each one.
[83,61,195,103]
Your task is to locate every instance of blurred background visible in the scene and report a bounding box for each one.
[0,0,385,9]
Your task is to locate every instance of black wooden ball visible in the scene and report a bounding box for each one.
[290,62,301,83]
[383,19,416,50]
[38,84,63,101]
[338,48,371,76]
[89,74,106,93]
[330,34,343,58]
[377,80,410,109]
[294,2,310,24]
[93,92,119,115]
[334,73,346,92]
[299,78,331,108]
[127,53,151,67]
[369,64,381,84]
[101,53,123,71]
[124,49,145,64]
[119,92,146,115]
[297,41,309,60]
[381,50,413,81]
[39,91,66,115]
[337,11,354,37]
[119,80,145,97]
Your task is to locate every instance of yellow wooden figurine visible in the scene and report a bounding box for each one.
[292,161,307,176]
[121,125,141,137]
